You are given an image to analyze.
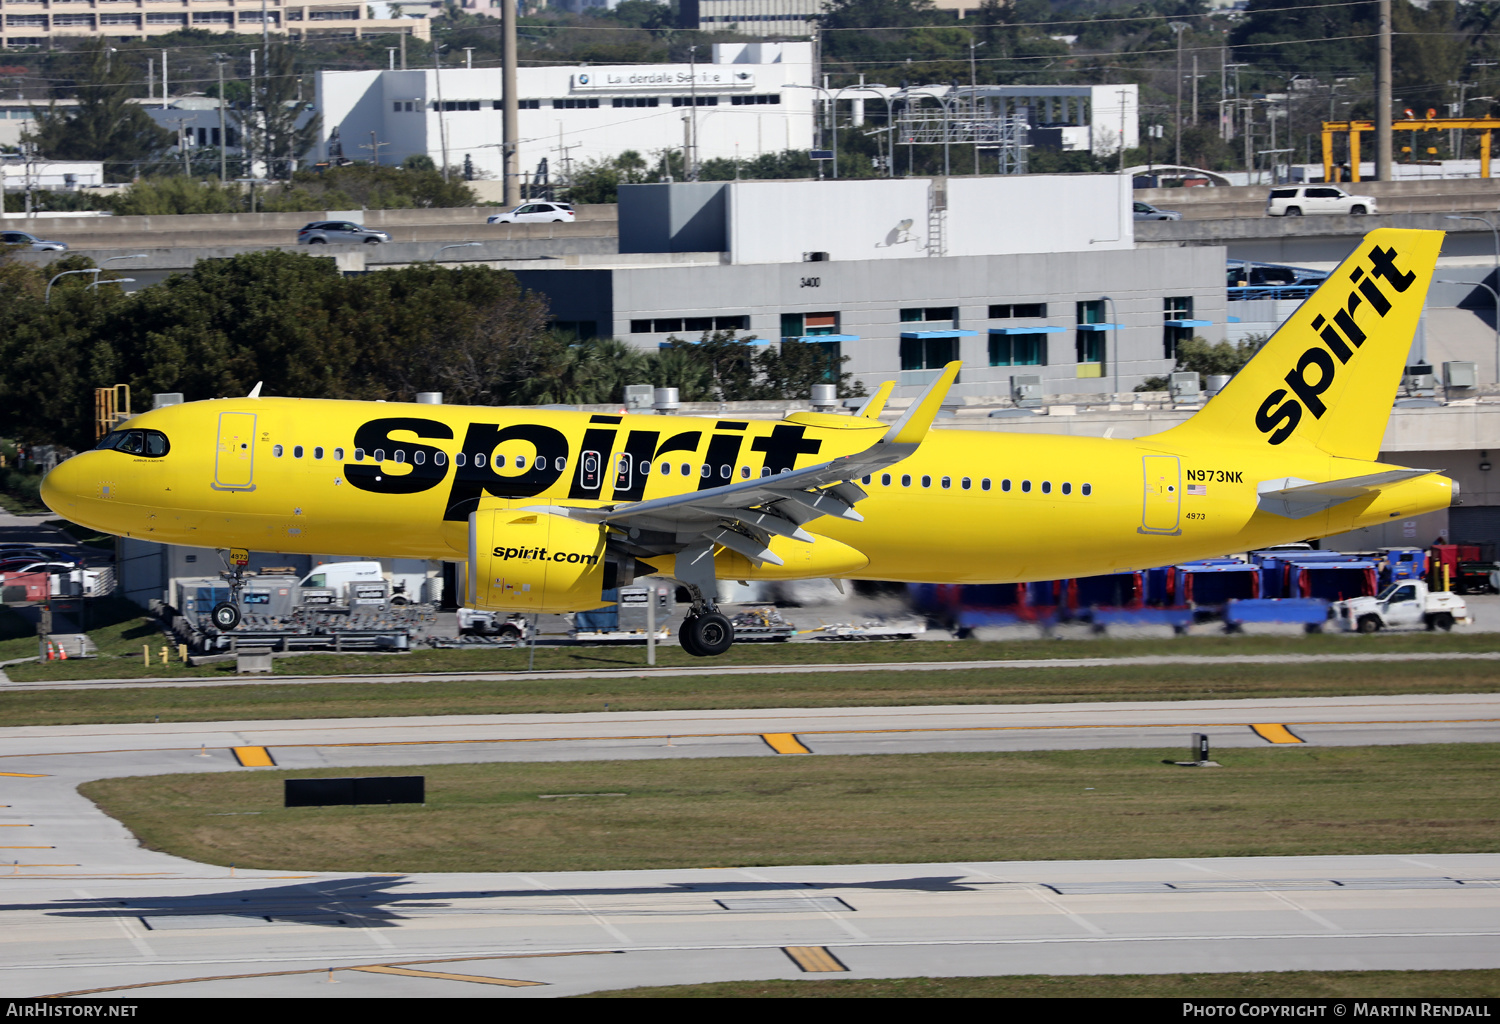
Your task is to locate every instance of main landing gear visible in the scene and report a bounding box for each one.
[679,610,734,657]
[672,540,735,657]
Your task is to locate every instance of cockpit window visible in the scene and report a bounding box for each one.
[95,430,170,458]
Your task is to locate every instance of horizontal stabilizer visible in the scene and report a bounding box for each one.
[1257,469,1435,519]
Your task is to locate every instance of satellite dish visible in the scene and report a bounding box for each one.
[897,218,913,232]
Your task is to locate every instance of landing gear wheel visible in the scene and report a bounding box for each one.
[683,611,734,657]
[677,616,705,656]
[211,602,241,631]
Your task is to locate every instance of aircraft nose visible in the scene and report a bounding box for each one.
[40,452,96,520]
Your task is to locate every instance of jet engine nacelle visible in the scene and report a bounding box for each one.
[468,507,609,613]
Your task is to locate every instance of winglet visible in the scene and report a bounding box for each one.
[853,380,895,420]
[881,361,960,446]
[247,381,263,399]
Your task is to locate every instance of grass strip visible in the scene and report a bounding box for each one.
[8,658,1500,728]
[8,628,1500,683]
[576,971,1500,998]
[8,626,1500,684]
[79,745,1500,873]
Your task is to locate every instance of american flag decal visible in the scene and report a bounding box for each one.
[1186,484,1207,496]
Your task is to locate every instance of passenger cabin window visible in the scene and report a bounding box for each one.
[334,447,345,461]
[273,444,284,457]
[293,445,304,459]
[314,447,324,460]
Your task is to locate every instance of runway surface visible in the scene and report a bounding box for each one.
[2,693,1497,996]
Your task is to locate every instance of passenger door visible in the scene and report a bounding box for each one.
[1139,454,1182,536]
[212,411,257,491]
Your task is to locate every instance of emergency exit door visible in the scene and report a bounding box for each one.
[1139,454,1181,535]
[212,411,257,491]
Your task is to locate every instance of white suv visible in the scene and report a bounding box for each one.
[1266,186,1377,217]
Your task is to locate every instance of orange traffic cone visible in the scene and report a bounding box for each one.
[58,644,67,661]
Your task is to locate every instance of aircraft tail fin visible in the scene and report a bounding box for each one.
[854,380,895,420]
[1150,229,1442,461]
[882,361,960,447]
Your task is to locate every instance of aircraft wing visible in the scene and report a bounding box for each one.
[530,363,959,567]
[1256,469,1436,519]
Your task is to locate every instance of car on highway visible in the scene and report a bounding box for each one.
[296,222,392,245]
[1132,201,1182,221]
[1,230,68,252]
[487,202,576,225]
[1265,186,1377,217]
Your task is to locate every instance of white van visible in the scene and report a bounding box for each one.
[300,561,384,592]
[299,561,431,604]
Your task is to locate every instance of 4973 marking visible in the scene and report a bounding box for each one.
[1188,469,1243,483]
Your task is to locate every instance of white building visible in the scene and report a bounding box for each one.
[684,0,822,36]
[315,42,815,183]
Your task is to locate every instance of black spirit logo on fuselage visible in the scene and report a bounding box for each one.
[343,415,823,516]
[1254,244,1416,445]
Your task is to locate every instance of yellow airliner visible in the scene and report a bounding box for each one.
[42,228,1454,655]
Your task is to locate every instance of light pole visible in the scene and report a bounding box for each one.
[1439,277,1500,383]
[1445,215,1499,284]
[92,254,148,289]
[437,242,482,260]
[46,268,100,304]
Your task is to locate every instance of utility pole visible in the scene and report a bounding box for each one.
[1191,54,1199,125]
[161,49,169,107]
[213,54,229,183]
[400,29,407,71]
[970,37,984,175]
[502,0,520,205]
[464,47,474,70]
[248,49,257,180]
[688,44,699,180]
[1170,22,1188,166]
[433,43,450,181]
[387,47,396,71]
[1376,0,1393,180]
[361,132,389,166]
[168,117,192,176]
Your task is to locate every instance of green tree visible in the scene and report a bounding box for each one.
[236,42,321,179]
[24,40,171,179]
[1136,336,1259,392]
[106,177,246,216]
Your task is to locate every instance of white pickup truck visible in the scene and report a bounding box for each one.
[1330,581,1471,633]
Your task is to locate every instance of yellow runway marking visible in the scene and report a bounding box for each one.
[6,714,1497,762]
[1251,723,1305,744]
[44,951,616,997]
[352,965,544,987]
[783,946,849,973]
[761,733,811,754]
[232,746,276,767]
[0,824,32,827]
[0,772,47,778]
